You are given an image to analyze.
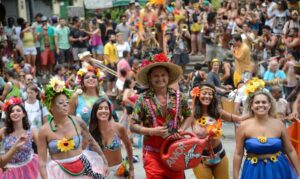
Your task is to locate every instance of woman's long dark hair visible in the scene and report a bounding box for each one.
[89,98,112,148]
[5,104,30,135]
[123,78,133,92]
[194,83,220,119]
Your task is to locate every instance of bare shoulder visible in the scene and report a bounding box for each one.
[73,116,87,129]
[114,122,126,136]
[270,118,285,129]
[238,118,255,130]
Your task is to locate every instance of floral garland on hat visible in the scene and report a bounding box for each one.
[76,65,101,83]
[2,97,23,112]
[42,77,73,110]
[244,77,265,96]
[141,53,170,68]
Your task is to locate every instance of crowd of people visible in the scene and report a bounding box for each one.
[0,0,300,178]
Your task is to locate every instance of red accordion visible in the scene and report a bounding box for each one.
[160,132,207,171]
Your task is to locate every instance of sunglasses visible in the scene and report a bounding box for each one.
[84,75,97,79]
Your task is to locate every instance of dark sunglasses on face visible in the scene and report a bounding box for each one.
[84,75,97,79]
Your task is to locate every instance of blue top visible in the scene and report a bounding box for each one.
[4,130,33,164]
[244,138,282,154]
[48,135,82,154]
[75,95,98,125]
[102,133,121,151]
[241,137,297,179]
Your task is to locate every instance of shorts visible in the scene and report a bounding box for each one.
[40,47,55,65]
[106,64,117,82]
[24,47,37,55]
[91,45,104,55]
[72,47,87,61]
[143,150,184,179]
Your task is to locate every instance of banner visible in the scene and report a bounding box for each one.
[84,0,148,9]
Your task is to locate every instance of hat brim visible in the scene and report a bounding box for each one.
[79,54,92,61]
[136,62,182,87]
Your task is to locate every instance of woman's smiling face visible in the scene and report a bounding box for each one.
[96,101,110,121]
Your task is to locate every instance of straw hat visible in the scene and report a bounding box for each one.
[136,53,182,87]
[78,51,92,61]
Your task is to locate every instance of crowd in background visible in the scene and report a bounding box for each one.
[0,0,300,178]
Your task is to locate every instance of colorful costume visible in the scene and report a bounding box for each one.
[241,137,297,179]
[192,116,229,179]
[132,88,191,178]
[75,94,98,124]
[46,116,104,179]
[0,130,39,178]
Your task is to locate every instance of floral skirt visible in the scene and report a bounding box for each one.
[46,150,104,179]
[0,154,39,179]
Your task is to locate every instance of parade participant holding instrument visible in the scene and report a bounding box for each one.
[233,80,300,179]
[90,98,134,179]
[130,52,192,178]
[0,97,39,178]
[37,77,108,179]
[191,83,246,179]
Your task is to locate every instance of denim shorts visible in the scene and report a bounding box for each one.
[91,45,104,54]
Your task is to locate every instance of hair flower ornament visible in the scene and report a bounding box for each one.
[190,87,201,97]
[49,77,65,93]
[43,77,73,110]
[77,65,101,83]
[245,77,265,96]
[2,97,23,112]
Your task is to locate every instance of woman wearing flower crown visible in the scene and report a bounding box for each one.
[37,77,108,179]
[69,65,102,125]
[191,83,246,179]
[233,89,300,179]
[90,98,134,179]
[130,52,192,178]
[0,97,39,178]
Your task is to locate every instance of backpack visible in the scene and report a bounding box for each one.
[191,71,204,88]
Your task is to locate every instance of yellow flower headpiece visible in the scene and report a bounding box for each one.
[244,77,265,96]
[42,77,73,110]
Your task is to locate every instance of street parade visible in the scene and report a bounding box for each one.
[0,0,300,178]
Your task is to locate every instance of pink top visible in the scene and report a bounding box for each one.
[117,59,131,78]
[91,34,102,46]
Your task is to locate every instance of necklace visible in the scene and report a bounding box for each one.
[48,115,58,132]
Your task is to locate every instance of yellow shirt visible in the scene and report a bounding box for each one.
[22,32,35,48]
[104,43,118,65]
[233,43,254,74]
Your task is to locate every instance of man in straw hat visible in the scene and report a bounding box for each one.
[130,52,192,178]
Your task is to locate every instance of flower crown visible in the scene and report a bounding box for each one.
[2,97,23,112]
[42,77,73,109]
[141,53,170,68]
[244,77,265,96]
[190,86,215,97]
[77,65,101,83]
